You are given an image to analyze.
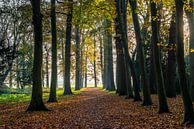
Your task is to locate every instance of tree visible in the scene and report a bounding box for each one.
[27,0,48,111]
[129,0,151,105]
[84,45,88,88]
[103,20,115,91]
[185,0,194,101]
[64,0,73,95]
[165,13,177,98]
[150,0,169,113]
[48,0,57,102]
[75,25,81,90]
[99,29,104,87]
[175,0,194,124]
[115,0,134,98]
[44,44,50,88]
[114,16,128,96]
[93,33,97,88]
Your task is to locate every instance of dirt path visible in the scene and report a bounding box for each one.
[0,88,188,129]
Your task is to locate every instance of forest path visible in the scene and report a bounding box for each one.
[0,88,184,129]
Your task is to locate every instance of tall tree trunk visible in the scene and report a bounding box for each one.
[165,13,177,98]
[103,20,115,91]
[144,4,157,94]
[42,69,45,88]
[16,57,20,89]
[93,33,97,88]
[116,0,134,98]
[114,16,127,95]
[150,0,169,113]
[48,0,57,102]
[186,0,194,102]
[63,0,73,95]
[45,44,50,88]
[85,46,88,88]
[9,70,12,88]
[99,31,104,87]
[80,45,83,89]
[149,47,157,94]
[129,0,151,104]
[175,0,194,124]
[27,0,48,111]
[121,0,134,99]
[75,26,81,91]
[103,22,108,89]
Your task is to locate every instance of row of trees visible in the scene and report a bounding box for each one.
[0,0,102,91]
[0,0,194,126]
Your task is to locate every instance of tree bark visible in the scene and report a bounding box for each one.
[129,0,151,104]
[45,44,50,88]
[75,26,81,91]
[150,0,169,113]
[103,20,115,91]
[116,0,134,98]
[9,69,12,88]
[186,0,194,101]
[27,0,48,111]
[48,0,57,102]
[175,0,194,124]
[114,16,127,96]
[63,0,73,95]
[99,31,104,87]
[165,13,177,98]
[93,33,97,88]
[85,46,88,88]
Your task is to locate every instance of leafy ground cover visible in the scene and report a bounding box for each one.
[0,88,193,129]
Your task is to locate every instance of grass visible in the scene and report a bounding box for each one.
[103,89,117,95]
[0,84,106,104]
[0,87,82,104]
[0,94,30,103]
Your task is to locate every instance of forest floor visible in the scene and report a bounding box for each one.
[0,88,193,129]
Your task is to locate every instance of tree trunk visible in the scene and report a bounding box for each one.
[165,13,177,98]
[103,22,108,89]
[93,33,97,88]
[175,0,194,124]
[9,70,12,88]
[114,17,127,96]
[186,0,194,102]
[48,0,57,102]
[115,0,134,98]
[85,46,88,88]
[103,20,115,91]
[150,0,169,113]
[63,0,73,95]
[27,0,48,111]
[75,26,81,91]
[45,44,50,88]
[99,31,104,87]
[149,47,157,94]
[80,45,83,89]
[129,0,151,104]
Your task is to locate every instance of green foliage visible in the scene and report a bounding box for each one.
[0,94,30,103]
[103,89,116,95]
[0,87,82,104]
[16,42,33,88]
